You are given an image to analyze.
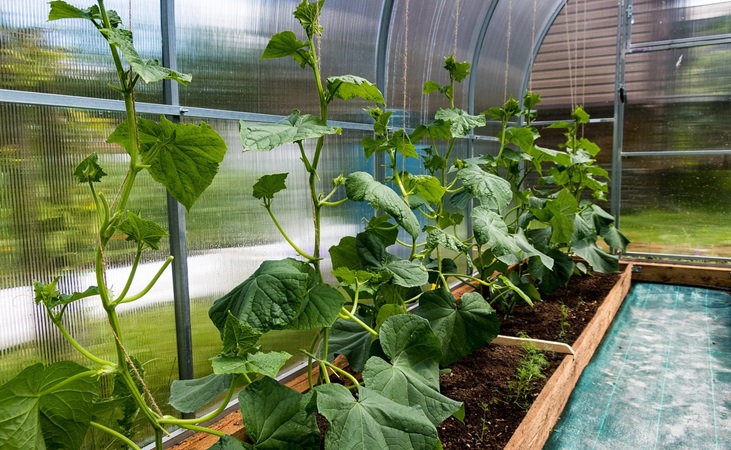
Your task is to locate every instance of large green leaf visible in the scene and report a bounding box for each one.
[316,384,439,450]
[471,206,520,258]
[239,110,340,152]
[107,116,227,211]
[287,281,346,330]
[117,211,168,250]
[0,362,98,450]
[261,31,310,67]
[425,228,468,254]
[48,1,121,28]
[212,351,291,378]
[208,259,309,334]
[327,317,374,373]
[572,238,619,273]
[456,163,512,212]
[327,75,384,104]
[600,225,630,252]
[346,172,421,238]
[414,290,499,366]
[33,278,99,311]
[404,174,446,205]
[528,249,575,294]
[363,315,464,425]
[515,229,554,270]
[239,377,319,449]
[209,435,253,450]
[100,28,191,85]
[365,215,399,247]
[329,236,360,271]
[356,232,428,288]
[546,189,578,245]
[434,108,486,138]
[169,373,233,414]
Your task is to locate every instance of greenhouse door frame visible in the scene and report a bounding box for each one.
[612,0,731,264]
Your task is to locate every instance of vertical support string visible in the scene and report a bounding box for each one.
[529,0,537,92]
[581,0,588,107]
[563,0,575,109]
[503,0,513,102]
[402,0,409,128]
[453,0,460,57]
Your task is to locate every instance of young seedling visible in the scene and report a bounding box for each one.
[508,335,550,409]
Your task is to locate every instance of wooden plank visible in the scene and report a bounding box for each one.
[492,335,575,355]
[629,261,731,289]
[504,263,634,450]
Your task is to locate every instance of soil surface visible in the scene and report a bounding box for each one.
[437,271,621,449]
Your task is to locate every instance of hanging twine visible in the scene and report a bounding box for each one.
[581,0,587,107]
[529,0,537,92]
[402,0,409,126]
[503,0,513,102]
[563,0,575,109]
[453,0,460,57]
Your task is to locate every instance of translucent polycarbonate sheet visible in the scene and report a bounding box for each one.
[184,117,375,377]
[623,44,731,152]
[632,0,731,44]
[0,0,163,103]
[176,0,383,122]
[385,0,494,127]
[529,0,618,114]
[620,154,731,258]
[0,104,179,438]
[472,0,566,113]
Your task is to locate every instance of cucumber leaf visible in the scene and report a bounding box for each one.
[327,75,384,104]
[169,373,233,414]
[0,362,98,450]
[240,110,340,152]
[345,172,421,238]
[238,377,319,449]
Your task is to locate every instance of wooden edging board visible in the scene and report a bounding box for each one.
[503,262,634,450]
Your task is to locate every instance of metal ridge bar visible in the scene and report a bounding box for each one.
[624,252,731,264]
[630,33,731,53]
[622,149,731,157]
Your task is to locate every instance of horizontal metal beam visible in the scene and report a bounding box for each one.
[0,89,374,131]
[624,252,731,264]
[622,149,731,158]
[630,33,731,54]
[531,117,615,126]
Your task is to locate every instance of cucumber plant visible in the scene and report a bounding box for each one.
[0,1,228,449]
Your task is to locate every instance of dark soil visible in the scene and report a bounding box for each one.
[437,271,621,449]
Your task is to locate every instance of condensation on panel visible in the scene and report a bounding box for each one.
[621,154,731,258]
[632,0,731,44]
[385,0,493,128]
[624,44,731,152]
[184,117,375,380]
[530,0,618,116]
[0,0,163,103]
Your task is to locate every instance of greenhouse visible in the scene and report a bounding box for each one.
[0,0,729,449]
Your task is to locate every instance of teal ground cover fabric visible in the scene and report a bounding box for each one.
[545,282,731,450]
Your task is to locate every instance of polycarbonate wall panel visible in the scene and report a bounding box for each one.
[0,0,163,103]
[185,118,374,377]
[176,0,382,122]
[529,0,617,117]
[385,0,493,127]
[632,0,731,44]
[623,44,731,153]
[621,154,731,258]
[473,0,566,116]
[0,104,179,434]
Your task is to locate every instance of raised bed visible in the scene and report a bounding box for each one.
[170,263,635,449]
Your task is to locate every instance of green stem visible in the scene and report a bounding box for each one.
[340,307,378,336]
[321,198,349,207]
[89,421,141,450]
[38,369,98,397]
[160,381,235,425]
[116,256,174,304]
[302,350,360,388]
[116,243,143,301]
[52,317,115,367]
[174,423,225,438]
[265,206,317,262]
